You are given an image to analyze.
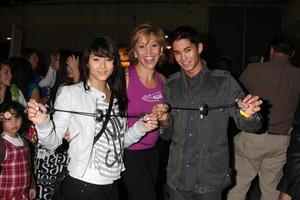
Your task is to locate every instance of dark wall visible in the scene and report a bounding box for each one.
[2,0,300,71]
[0,2,208,55]
[207,7,282,77]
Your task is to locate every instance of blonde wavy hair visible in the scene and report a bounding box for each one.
[128,23,167,65]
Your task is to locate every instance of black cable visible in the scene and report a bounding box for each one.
[41,101,238,122]
[46,108,142,122]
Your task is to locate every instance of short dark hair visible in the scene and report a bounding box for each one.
[21,48,38,59]
[271,35,295,56]
[169,26,201,46]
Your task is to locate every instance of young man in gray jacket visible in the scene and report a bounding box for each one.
[153,26,262,200]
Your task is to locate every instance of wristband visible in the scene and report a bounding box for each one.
[240,110,251,119]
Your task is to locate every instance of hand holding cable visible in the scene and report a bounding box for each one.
[236,95,263,118]
[27,99,48,124]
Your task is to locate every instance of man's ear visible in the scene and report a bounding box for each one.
[198,43,204,54]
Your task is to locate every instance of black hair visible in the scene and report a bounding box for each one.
[81,37,128,114]
[9,57,34,101]
[169,26,201,46]
[0,60,12,70]
[50,49,74,103]
[0,101,26,133]
[271,35,295,57]
[21,48,38,59]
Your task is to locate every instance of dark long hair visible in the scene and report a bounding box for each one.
[50,49,74,103]
[81,37,128,114]
[9,57,34,101]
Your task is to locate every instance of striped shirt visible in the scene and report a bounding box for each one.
[77,96,127,185]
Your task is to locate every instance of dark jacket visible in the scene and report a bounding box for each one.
[277,104,300,199]
[161,67,262,192]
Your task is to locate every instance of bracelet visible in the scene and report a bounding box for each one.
[240,110,251,119]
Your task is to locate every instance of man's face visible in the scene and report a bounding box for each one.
[172,38,203,77]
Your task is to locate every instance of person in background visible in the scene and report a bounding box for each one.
[121,23,166,200]
[216,56,232,71]
[0,60,13,106]
[21,48,49,103]
[227,35,300,200]
[0,60,26,107]
[153,26,262,200]
[277,102,300,200]
[27,36,158,200]
[38,52,60,91]
[50,49,80,102]
[10,57,40,102]
[0,101,36,200]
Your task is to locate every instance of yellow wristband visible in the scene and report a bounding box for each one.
[240,110,251,119]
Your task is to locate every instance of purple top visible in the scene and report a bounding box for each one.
[127,65,164,150]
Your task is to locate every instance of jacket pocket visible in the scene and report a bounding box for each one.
[203,145,230,187]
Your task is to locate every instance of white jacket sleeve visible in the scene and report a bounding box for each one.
[123,120,148,148]
[35,86,72,150]
[35,117,62,151]
[38,67,56,88]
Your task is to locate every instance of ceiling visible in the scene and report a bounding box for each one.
[0,0,291,6]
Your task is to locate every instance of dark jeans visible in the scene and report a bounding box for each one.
[62,175,119,200]
[168,185,222,200]
[122,146,159,200]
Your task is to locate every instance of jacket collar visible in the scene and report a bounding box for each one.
[181,63,209,84]
[270,55,291,65]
